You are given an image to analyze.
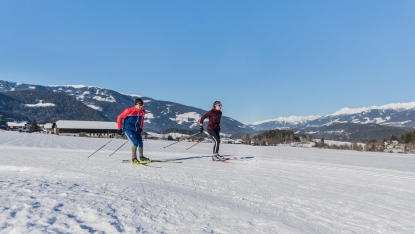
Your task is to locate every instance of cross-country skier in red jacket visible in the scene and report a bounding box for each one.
[199,101,224,161]
[117,98,150,163]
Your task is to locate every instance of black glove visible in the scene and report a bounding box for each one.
[199,125,204,133]
[140,128,143,133]
[117,129,124,135]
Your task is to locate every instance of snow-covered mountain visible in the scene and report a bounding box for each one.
[3,79,415,137]
[251,115,321,130]
[251,103,415,130]
[0,80,254,135]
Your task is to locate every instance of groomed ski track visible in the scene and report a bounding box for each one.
[1,131,415,233]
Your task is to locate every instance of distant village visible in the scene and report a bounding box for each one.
[0,116,242,145]
[0,115,409,154]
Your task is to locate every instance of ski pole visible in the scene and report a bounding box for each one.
[186,141,201,150]
[88,139,113,158]
[109,140,129,156]
[189,132,201,137]
[163,132,200,149]
[163,140,180,149]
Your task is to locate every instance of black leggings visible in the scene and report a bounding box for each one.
[207,129,220,154]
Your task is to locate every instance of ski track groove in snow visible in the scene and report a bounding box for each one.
[1,131,415,233]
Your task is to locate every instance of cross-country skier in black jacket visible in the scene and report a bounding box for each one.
[199,101,224,161]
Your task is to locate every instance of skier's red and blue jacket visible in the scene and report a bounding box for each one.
[117,107,146,132]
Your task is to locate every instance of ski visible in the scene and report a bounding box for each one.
[121,161,161,168]
[224,156,254,161]
[147,159,182,164]
[210,158,230,163]
[121,159,182,164]
[210,156,254,163]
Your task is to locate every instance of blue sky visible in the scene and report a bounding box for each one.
[1,1,415,123]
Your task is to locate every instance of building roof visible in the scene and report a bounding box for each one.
[7,122,27,127]
[55,120,117,130]
[43,123,53,129]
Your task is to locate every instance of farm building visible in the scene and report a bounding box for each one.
[42,123,54,133]
[52,120,117,137]
[6,122,28,132]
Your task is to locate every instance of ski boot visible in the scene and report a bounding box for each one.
[139,156,150,162]
[139,147,150,162]
[132,146,139,164]
[132,157,140,164]
[212,153,225,161]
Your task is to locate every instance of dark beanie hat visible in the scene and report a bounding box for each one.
[135,98,143,105]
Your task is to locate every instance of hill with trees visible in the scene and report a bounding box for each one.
[0,92,31,122]
[1,90,110,123]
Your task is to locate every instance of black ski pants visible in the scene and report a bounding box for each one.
[207,129,220,154]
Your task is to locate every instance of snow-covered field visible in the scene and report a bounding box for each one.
[1,131,415,233]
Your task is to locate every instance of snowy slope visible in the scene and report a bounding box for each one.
[1,131,415,233]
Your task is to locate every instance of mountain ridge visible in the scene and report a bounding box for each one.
[251,102,415,131]
[0,80,254,135]
[2,79,415,139]
[295,123,411,142]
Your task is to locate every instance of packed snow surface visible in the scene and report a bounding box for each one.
[1,131,415,233]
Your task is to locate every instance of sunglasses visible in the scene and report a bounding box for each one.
[138,103,144,106]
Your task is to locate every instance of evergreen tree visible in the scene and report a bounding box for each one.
[29,119,39,133]
[390,135,399,141]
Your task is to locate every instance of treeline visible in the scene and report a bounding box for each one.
[364,131,415,147]
[243,129,312,146]
[314,138,364,151]
[398,130,415,144]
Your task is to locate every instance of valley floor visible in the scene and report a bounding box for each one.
[1,131,415,233]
